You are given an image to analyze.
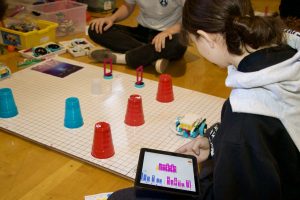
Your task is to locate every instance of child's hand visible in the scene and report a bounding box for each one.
[175,136,210,164]
[151,31,172,52]
[89,17,114,34]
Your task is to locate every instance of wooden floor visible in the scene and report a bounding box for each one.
[0,0,280,199]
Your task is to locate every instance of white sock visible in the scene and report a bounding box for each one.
[114,53,126,64]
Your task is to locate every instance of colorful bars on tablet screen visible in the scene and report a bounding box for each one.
[140,172,192,190]
[158,163,177,173]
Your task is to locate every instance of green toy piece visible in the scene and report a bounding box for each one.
[17,58,45,68]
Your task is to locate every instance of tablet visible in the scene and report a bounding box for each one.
[134,148,200,199]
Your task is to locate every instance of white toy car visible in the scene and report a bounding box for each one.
[175,113,207,138]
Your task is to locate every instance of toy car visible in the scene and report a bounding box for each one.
[175,113,207,138]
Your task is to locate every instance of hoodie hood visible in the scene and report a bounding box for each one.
[226,30,300,151]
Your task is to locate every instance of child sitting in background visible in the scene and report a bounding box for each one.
[88,0,187,73]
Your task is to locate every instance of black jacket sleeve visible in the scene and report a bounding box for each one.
[200,100,300,200]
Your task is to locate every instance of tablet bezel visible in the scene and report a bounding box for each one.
[134,148,200,198]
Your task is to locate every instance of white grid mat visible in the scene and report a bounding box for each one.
[0,57,225,180]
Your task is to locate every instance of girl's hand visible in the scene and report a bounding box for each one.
[152,31,173,52]
[175,136,210,164]
[89,17,114,34]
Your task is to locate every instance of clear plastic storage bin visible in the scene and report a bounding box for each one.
[31,0,87,36]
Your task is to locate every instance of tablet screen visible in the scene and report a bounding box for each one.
[135,148,200,197]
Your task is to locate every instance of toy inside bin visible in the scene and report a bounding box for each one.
[31,0,87,37]
[0,20,58,50]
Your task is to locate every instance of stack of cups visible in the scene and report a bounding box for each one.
[0,88,18,118]
[64,97,84,129]
[91,122,115,159]
[124,94,145,126]
[156,74,174,103]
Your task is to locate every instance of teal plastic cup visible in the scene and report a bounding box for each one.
[64,97,84,129]
[0,88,19,118]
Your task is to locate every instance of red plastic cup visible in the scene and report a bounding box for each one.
[124,94,145,126]
[156,74,174,103]
[91,122,115,159]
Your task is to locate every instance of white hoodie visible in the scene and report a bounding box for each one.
[226,30,300,151]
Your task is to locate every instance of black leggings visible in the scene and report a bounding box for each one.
[88,24,187,68]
